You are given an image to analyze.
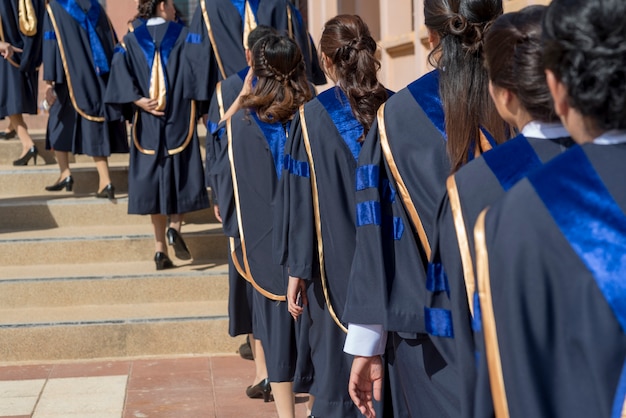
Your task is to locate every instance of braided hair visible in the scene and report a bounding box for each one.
[239,34,313,123]
[319,14,388,142]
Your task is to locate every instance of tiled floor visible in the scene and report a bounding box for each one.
[0,355,310,418]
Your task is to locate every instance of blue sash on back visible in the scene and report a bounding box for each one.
[407,70,445,140]
[133,22,183,95]
[231,0,260,30]
[529,145,626,418]
[251,113,289,179]
[57,0,109,74]
[483,134,542,191]
[317,87,363,161]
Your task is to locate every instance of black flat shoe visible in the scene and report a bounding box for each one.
[13,146,38,166]
[45,175,74,192]
[239,335,254,361]
[167,227,191,260]
[246,378,272,402]
[96,183,115,200]
[154,252,174,270]
[0,130,16,140]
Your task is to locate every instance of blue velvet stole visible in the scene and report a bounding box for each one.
[317,87,363,161]
[57,0,109,75]
[529,145,626,418]
[133,22,183,99]
[407,70,445,140]
[237,66,249,81]
[468,127,498,162]
[231,0,260,30]
[483,133,542,191]
[250,113,289,179]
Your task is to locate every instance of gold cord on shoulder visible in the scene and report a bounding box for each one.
[475,208,510,418]
[227,118,286,301]
[299,106,348,333]
[378,103,432,260]
[200,0,226,79]
[446,174,475,317]
[46,4,105,122]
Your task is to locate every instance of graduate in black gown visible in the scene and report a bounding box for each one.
[0,0,44,166]
[210,34,312,418]
[104,0,209,270]
[424,6,574,417]
[342,1,508,417]
[42,0,129,198]
[279,14,390,418]
[183,0,324,119]
[473,0,626,416]
[205,24,278,401]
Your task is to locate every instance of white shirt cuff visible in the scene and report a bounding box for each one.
[343,323,387,356]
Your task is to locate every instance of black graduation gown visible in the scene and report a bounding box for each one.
[104,21,208,216]
[426,131,574,418]
[0,0,44,118]
[343,69,460,417]
[278,87,377,417]
[473,142,626,418]
[43,0,128,156]
[211,109,296,382]
[205,67,251,337]
[183,0,324,113]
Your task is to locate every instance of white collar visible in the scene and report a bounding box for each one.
[146,17,167,26]
[593,130,626,145]
[520,121,570,139]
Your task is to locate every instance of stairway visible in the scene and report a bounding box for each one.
[0,130,243,363]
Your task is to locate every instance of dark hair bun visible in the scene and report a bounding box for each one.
[543,0,626,130]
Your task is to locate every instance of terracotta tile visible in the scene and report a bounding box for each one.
[0,364,52,381]
[130,357,211,378]
[123,388,215,418]
[49,360,131,378]
[127,372,213,391]
[0,415,32,418]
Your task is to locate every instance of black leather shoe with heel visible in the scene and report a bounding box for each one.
[167,227,191,260]
[96,183,115,200]
[13,146,38,166]
[246,378,272,402]
[45,175,74,192]
[154,252,174,270]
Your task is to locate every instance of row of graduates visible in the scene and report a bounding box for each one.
[207,1,626,418]
[0,0,325,267]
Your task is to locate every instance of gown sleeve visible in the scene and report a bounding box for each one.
[210,122,238,238]
[42,9,63,84]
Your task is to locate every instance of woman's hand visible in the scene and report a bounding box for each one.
[287,276,307,320]
[45,85,57,107]
[134,97,165,116]
[0,41,15,59]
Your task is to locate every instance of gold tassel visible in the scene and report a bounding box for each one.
[242,0,257,49]
[149,51,167,112]
[19,0,38,36]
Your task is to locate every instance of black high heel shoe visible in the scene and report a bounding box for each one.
[246,378,272,402]
[154,252,174,270]
[45,175,74,192]
[167,227,191,260]
[96,183,115,200]
[13,146,38,166]
[0,130,16,140]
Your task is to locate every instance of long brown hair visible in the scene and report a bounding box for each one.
[425,0,508,172]
[319,14,388,141]
[240,34,313,123]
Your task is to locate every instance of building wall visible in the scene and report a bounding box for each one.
[308,0,552,92]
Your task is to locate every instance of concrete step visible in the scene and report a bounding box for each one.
[0,223,228,267]
[0,128,208,166]
[0,300,238,362]
[0,162,130,196]
[0,261,229,308]
[0,195,216,230]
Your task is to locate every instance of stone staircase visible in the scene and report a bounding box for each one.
[0,130,243,363]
